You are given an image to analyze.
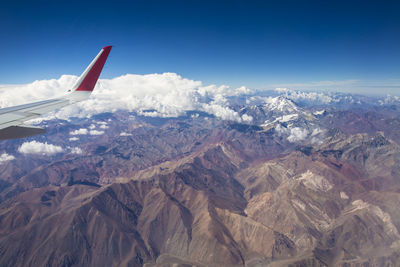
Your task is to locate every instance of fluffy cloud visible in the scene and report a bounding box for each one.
[0,153,15,163]
[69,128,104,136]
[0,73,253,123]
[18,141,63,155]
[201,92,251,122]
[275,125,309,143]
[287,127,309,143]
[70,128,88,135]
[120,132,132,136]
[310,127,325,145]
[202,103,242,122]
[241,114,253,123]
[89,130,104,135]
[70,147,83,154]
[69,137,79,141]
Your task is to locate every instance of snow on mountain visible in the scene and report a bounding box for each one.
[263,96,299,113]
[378,94,400,105]
[236,95,328,143]
[313,109,325,115]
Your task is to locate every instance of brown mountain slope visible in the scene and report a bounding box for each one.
[0,133,400,266]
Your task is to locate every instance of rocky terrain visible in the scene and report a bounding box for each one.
[0,92,400,266]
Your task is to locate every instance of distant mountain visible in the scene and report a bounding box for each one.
[1,90,400,266]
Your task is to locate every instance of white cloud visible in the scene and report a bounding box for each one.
[70,128,88,135]
[89,124,96,129]
[275,124,290,136]
[287,127,309,143]
[0,153,15,163]
[89,130,104,135]
[18,141,63,155]
[99,124,109,129]
[241,114,253,123]
[70,147,83,154]
[0,73,255,123]
[233,86,251,95]
[120,132,132,136]
[311,137,324,145]
[276,125,309,143]
[310,128,326,145]
[69,137,79,141]
[201,93,252,123]
[202,103,242,122]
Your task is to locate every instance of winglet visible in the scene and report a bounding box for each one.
[72,46,112,92]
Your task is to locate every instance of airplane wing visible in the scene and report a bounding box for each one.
[0,46,112,140]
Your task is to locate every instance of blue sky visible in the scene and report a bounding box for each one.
[1,0,400,94]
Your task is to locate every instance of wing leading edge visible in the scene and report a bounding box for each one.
[0,46,112,140]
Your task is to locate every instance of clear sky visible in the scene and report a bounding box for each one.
[1,0,400,94]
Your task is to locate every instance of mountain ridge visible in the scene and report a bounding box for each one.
[1,92,400,266]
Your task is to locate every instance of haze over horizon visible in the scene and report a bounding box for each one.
[1,0,400,94]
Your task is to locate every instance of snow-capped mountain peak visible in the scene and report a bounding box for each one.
[264,96,299,113]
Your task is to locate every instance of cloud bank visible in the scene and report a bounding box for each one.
[0,73,252,123]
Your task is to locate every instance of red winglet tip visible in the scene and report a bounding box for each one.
[74,46,112,92]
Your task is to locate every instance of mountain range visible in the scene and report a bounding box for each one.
[0,90,400,266]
